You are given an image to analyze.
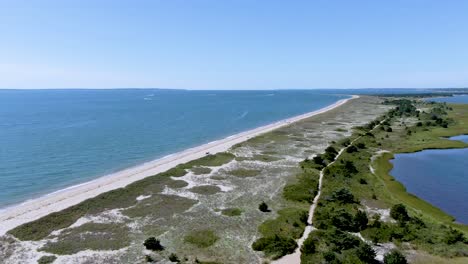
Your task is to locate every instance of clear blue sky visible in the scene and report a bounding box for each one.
[1,0,467,89]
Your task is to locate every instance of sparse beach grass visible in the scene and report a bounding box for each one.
[189,185,222,195]
[184,229,219,248]
[40,223,130,255]
[221,208,243,216]
[226,168,261,178]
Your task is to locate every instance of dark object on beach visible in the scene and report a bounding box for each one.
[144,237,164,251]
[259,201,270,212]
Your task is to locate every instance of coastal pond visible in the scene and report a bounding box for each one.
[426,94,468,104]
[390,135,468,224]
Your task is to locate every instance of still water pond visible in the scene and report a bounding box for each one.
[390,135,468,224]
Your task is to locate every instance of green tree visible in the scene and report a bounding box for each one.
[346,145,358,153]
[384,250,407,264]
[444,227,465,244]
[144,237,164,251]
[354,210,369,231]
[313,155,325,167]
[356,243,376,263]
[390,204,410,222]
[331,209,356,231]
[259,201,269,212]
[169,253,180,262]
[301,237,316,254]
[252,235,297,258]
[331,188,355,204]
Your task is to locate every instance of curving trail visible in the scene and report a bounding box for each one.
[273,119,382,264]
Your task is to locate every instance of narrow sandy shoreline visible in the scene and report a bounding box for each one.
[0,95,358,235]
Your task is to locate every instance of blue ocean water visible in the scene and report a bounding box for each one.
[0,89,349,208]
[427,94,468,104]
[390,135,468,224]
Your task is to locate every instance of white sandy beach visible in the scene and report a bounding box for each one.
[0,95,358,235]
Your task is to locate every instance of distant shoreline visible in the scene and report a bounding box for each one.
[0,95,358,235]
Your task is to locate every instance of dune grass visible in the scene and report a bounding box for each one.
[221,208,243,216]
[184,229,219,248]
[8,152,235,241]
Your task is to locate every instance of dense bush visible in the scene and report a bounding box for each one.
[329,229,361,251]
[301,236,316,254]
[354,210,369,231]
[331,210,355,231]
[355,243,376,263]
[390,204,410,222]
[259,201,270,212]
[444,227,465,244]
[346,145,358,153]
[356,142,366,149]
[312,155,326,167]
[37,255,57,264]
[283,173,318,203]
[252,235,297,258]
[331,188,355,204]
[144,237,164,251]
[168,253,180,262]
[384,250,407,264]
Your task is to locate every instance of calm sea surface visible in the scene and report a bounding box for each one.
[427,94,468,104]
[0,89,348,208]
[390,135,468,223]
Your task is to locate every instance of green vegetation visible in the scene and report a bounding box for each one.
[384,250,408,264]
[227,168,261,178]
[122,194,196,218]
[301,229,376,264]
[184,229,219,248]
[252,137,322,259]
[168,253,180,262]
[9,152,234,241]
[221,207,243,216]
[189,185,222,195]
[252,235,297,259]
[40,223,130,255]
[253,207,308,258]
[282,171,319,203]
[144,237,164,251]
[37,255,56,264]
[251,154,281,162]
[191,166,212,175]
[259,202,270,212]
[300,99,468,263]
